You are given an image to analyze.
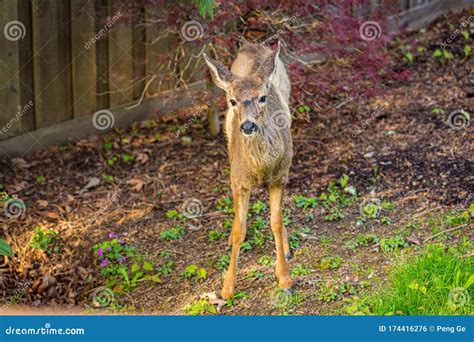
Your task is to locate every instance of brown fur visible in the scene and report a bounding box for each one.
[204,43,293,298]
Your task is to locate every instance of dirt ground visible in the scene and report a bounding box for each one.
[0,10,473,315]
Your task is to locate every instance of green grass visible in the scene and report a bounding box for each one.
[358,243,473,315]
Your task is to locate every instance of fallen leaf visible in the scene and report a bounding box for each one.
[127,178,145,192]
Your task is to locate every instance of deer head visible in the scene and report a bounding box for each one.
[203,44,281,137]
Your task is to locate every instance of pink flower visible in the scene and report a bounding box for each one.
[100,259,108,267]
[97,248,104,257]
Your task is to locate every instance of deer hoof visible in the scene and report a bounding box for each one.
[221,286,234,299]
[285,251,292,261]
[282,287,295,296]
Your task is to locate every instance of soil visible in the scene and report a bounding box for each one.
[0,9,472,315]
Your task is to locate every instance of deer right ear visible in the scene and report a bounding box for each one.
[203,53,232,91]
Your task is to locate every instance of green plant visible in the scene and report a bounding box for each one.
[433,49,453,60]
[291,264,311,277]
[101,173,114,182]
[216,196,233,214]
[247,269,265,281]
[215,255,230,271]
[193,0,218,18]
[107,156,118,166]
[251,200,268,214]
[317,284,338,302]
[156,260,174,276]
[35,175,45,184]
[404,52,414,63]
[165,210,186,221]
[29,226,60,255]
[0,239,12,257]
[182,264,207,281]
[463,45,472,57]
[160,226,186,240]
[294,194,318,209]
[93,234,161,292]
[257,255,275,267]
[380,235,409,253]
[225,291,249,307]
[359,243,473,315]
[324,207,344,221]
[185,299,217,315]
[431,108,445,115]
[122,153,134,164]
[208,229,224,242]
[319,255,343,270]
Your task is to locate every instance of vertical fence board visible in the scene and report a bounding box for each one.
[32,0,72,129]
[71,0,97,118]
[107,1,133,108]
[0,0,22,140]
[17,0,35,133]
[95,0,109,110]
[144,4,177,96]
[132,2,145,100]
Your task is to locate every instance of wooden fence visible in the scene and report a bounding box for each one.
[0,0,472,156]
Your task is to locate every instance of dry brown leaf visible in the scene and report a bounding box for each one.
[37,200,49,208]
[127,178,145,192]
[116,206,153,224]
[135,152,150,164]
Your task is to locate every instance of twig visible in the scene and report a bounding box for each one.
[422,224,468,243]
[125,75,156,110]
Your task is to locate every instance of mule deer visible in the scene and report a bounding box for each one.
[204,42,293,299]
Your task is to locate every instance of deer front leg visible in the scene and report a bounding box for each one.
[269,185,292,291]
[221,189,250,299]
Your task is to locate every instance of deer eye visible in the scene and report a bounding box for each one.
[259,96,267,104]
[230,99,237,106]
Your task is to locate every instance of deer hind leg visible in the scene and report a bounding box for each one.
[269,185,292,290]
[221,188,250,299]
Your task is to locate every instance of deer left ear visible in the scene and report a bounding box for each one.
[203,53,233,91]
[257,43,280,83]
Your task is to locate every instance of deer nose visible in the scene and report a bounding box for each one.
[240,121,258,135]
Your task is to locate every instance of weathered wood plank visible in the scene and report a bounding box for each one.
[107,1,133,108]
[95,0,109,110]
[31,0,73,129]
[144,4,177,96]
[132,2,145,100]
[0,0,22,140]
[70,0,97,118]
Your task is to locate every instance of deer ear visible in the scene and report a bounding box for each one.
[257,43,280,83]
[203,53,232,91]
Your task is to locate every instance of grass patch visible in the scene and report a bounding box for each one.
[356,243,473,315]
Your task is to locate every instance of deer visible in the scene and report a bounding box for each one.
[203,42,293,299]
